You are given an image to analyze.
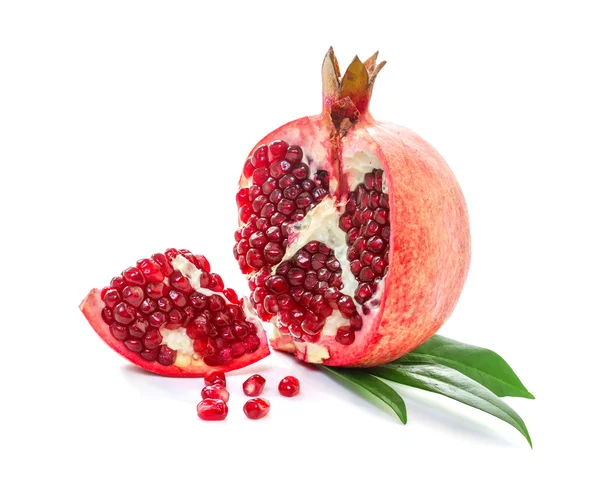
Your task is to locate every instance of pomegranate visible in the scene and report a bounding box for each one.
[278,376,300,397]
[243,374,266,396]
[197,399,228,421]
[79,249,269,377]
[234,48,470,366]
[243,398,270,420]
[201,384,230,403]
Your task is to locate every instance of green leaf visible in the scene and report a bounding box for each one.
[370,363,532,447]
[321,366,407,424]
[400,335,534,399]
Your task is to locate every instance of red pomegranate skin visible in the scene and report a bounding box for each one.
[237,50,470,367]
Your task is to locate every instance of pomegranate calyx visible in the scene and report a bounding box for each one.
[321,47,386,120]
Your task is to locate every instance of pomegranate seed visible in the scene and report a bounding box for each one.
[243,374,266,396]
[286,145,303,162]
[278,376,300,397]
[157,345,176,365]
[262,178,278,195]
[205,370,226,387]
[236,188,249,207]
[243,398,270,420]
[113,302,136,325]
[124,338,143,353]
[103,289,121,308]
[101,307,113,324]
[355,283,374,304]
[252,145,268,167]
[292,163,309,179]
[201,384,230,403]
[128,319,148,338]
[366,236,384,253]
[137,258,163,282]
[239,204,252,223]
[253,167,269,185]
[110,276,126,292]
[197,399,228,421]
[296,192,313,208]
[269,140,289,161]
[246,249,265,269]
[335,326,355,345]
[243,158,255,178]
[110,323,128,340]
[123,267,145,286]
[140,346,160,361]
[264,242,284,264]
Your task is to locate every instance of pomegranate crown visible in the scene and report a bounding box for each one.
[322,47,386,128]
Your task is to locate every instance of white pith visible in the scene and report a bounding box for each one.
[159,255,262,367]
[269,150,389,363]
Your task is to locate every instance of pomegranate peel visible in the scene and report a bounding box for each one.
[80,249,270,377]
[235,48,470,367]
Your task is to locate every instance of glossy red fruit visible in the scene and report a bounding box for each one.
[243,398,270,420]
[201,384,229,403]
[197,399,228,421]
[234,49,470,368]
[278,376,300,397]
[242,374,266,396]
[79,249,269,377]
[204,370,226,387]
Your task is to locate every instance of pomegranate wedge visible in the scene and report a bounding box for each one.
[234,49,470,367]
[80,249,269,377]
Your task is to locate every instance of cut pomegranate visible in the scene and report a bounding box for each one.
[205,370,226,387]
[197,399,228,421]
[201,384,230,403]
[243,398,270,420]
[234,49,470,367]
[243,374,266,396]
[79,249,269,377]
[278,376,300,397]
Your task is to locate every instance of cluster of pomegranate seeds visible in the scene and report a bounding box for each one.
[243,398,271,420]
[197,373,300,421]
[99,249,260,367]
[198,371,230,420]
[243,374,266,396]
[339,169,390,306]
[234,141,329,282]
[278,376,300,397]
[252,241,362,345]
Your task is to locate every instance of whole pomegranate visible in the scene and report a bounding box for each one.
[234,48,470,367]
[79,248,269,376]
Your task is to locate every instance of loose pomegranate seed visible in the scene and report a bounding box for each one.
[201,384,230,403]
[243,398,270,420]
[197,399,228,421]
[243,374,266,396]
[278,376,300,397]
[205,370,226,387]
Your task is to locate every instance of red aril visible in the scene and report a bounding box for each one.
[243,374,266,396]
[278,376,300,397]
[79,249,269,377]
[243,398,270,420]
[205,370,227,387]
[201,384,230,403]
[234,49,470,367]
[197,399,228,421]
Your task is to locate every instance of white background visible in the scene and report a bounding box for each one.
[1,1,599,480]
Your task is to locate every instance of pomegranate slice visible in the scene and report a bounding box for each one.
[234,49,471,367]
[79,249,269,377]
